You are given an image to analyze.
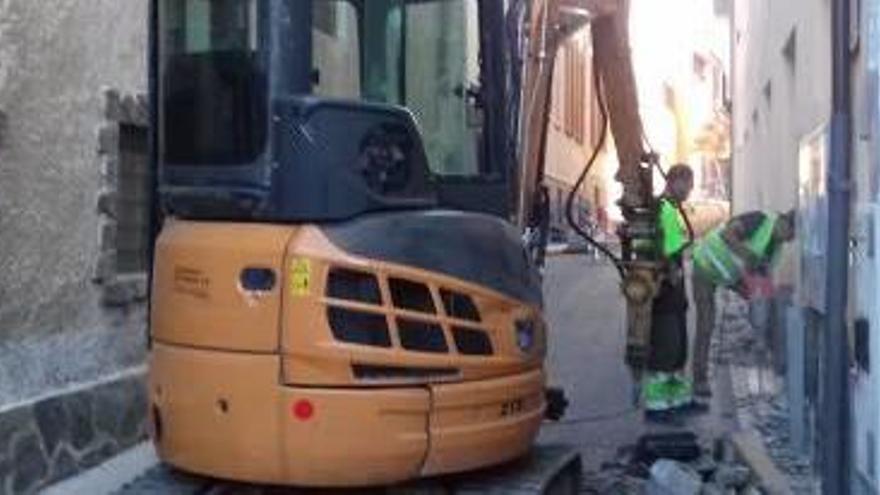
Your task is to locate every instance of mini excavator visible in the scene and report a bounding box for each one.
[140,0,665,493]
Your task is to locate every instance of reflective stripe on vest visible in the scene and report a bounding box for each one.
[692,227,742,286]
[746,213,778,259]
[692,214,779,286]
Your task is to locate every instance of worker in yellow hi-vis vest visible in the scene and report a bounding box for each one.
[643,165,696,420]
[690,210,797,398]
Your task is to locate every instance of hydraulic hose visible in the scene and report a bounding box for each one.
[565,58,626,279]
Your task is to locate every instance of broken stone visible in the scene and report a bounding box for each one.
[690,454,718,478]
[635,432,702,465]
[598,475,648,494]
[712,463,751,488]
[646,459,703,495]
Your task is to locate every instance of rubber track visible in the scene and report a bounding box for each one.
[114,445,582,495]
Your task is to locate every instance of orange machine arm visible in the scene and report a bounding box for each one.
[516,0,648,229]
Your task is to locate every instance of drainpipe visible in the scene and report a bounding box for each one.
[823,0,852,492]
[146,0,159,350]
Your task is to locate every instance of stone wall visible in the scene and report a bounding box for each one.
[0,0,148,404]
[0,370,147,495]
[0,1,151,488]
[730,0,832,215]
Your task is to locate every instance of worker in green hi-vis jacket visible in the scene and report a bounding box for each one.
[690,209,796,398]
[643,164,697,421]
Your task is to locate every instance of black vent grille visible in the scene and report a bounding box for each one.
[441,289,481,322]
[352,365,459,380]
[397,319,448,353]
[327,308,391,347]
[453,327,493,356]
[327,268,382,304]
[389,278,436,313]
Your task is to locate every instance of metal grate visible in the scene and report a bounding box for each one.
[352,364,459,381]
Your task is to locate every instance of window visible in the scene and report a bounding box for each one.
[312,2,362,99]
[95,89,153,305]
[404,0,481,176]
[563,41,586,144]
[116,124,152,274]
[312,0,483,177]
[159,0,267,166]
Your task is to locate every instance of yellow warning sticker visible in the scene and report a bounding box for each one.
[290,258,311,296]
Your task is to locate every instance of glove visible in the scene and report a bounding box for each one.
[740,274,774,300]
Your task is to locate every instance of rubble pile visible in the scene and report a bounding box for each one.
[584,433,765,494]
[717,295,817,494]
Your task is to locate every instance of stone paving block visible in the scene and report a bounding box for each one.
[10,432,48,494]
[0,371,147,492]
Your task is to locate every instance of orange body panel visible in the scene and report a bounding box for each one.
[152,221,294,352]
[423,368,545,475]
[150,343,430,486]
[150,221,547,486]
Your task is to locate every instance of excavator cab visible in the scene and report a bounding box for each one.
[148,0,552,487]
[156,0,513,220]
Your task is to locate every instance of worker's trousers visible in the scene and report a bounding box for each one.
[647,278,689,372]
[691,268,717,387]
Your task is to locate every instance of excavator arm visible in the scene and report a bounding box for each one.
[516,0,667,394]
[516,0,648,233]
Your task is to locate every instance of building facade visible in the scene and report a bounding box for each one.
[544,25,612,241]
[630,0,731,204]
[731,0,880,492]
[0,2,152,492]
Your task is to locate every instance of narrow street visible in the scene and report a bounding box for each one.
[539,255,737,476]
